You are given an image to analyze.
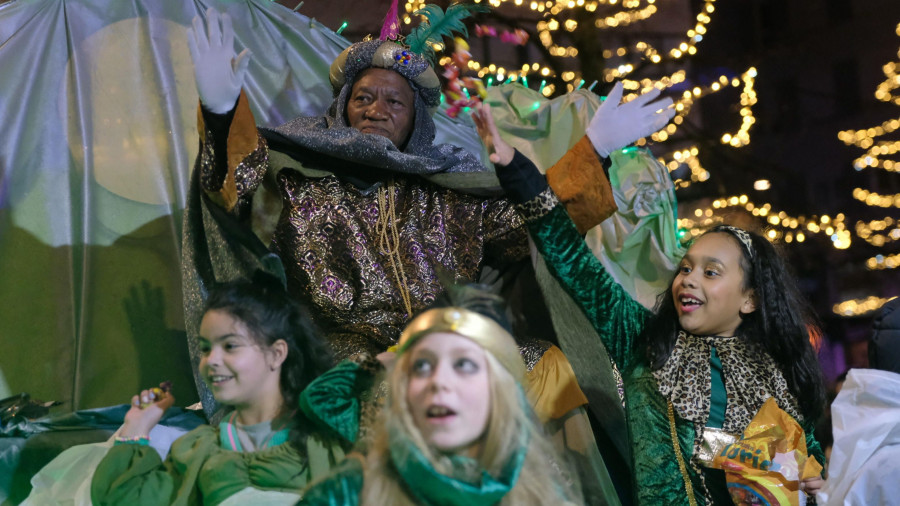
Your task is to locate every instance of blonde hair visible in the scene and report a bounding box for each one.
[359,343,582,505]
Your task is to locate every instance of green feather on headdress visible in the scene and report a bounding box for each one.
[406,2,489,65]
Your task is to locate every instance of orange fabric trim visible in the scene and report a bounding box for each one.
[546,136,617,234]
[195,91,260,211]
[218,90,259,211]
[524,345,589,423]
[197,104,206,144]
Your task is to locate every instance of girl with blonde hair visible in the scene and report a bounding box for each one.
[299,292,583,505]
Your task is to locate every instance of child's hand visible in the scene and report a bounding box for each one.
[120,382,175,438]
[800,476,824,495]
[472,103,514,166]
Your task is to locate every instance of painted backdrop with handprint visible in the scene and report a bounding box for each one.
[0,0,488,410]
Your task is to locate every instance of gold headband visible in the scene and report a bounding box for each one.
[397,307,526,381]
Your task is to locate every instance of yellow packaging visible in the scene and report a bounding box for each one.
[710,398,822,505]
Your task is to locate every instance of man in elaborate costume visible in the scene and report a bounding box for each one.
[183,6,671,357]
[181,9,672,501]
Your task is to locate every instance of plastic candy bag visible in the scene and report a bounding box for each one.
[710,398,822,505]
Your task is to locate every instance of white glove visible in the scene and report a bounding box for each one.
[187,8,251,114]
[586,81,676,158]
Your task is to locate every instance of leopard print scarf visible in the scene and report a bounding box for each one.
[652,331,803,501]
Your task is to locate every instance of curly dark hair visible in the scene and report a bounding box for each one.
[202,273,334,446]
[638,228,826,423]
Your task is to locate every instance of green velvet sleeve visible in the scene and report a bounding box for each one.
[299,356,380,444]
[526,201,653,370]
[90,426,219,506]
[297,457,364,506]
[90,444,178,506]
[802,420,827,476]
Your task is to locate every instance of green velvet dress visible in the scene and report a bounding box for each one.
[296,458,365,506]
[90,422,345,505]
[515,196,825,506]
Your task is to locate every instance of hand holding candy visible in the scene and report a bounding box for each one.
[139,381,173,408]
[119,381,175,439]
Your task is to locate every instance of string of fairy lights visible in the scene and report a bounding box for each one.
[676,196,852,248]
[420,0,754,192]
[837,23,900,187]
[856,216,900,247]
[829,22,900,316]
[833,296,897,317]
[852,188,900,208]
[392,2,897,316]
[867,251,900,270]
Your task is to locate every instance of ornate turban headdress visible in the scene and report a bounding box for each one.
[328,1,486,119]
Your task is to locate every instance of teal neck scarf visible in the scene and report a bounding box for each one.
[389,427,528,506]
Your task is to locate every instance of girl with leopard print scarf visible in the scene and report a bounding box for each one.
[482,110,828,504]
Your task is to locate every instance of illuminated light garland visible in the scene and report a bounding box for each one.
[837,23,900,174]
[593,1,715,62]
[856,229,900,247]
[411,0,656,16]
[873,24,900,106]
[875,60,900,106]
[657,146,710,189]
[837,119,900,149]
[414,0,736,190]
[474,62,556,81]
[833,295,897,317]
[867,252,900,270]
[818,21,898,320]
[426,0,720,96]
[719,68,758,148]
[593,3,658,29]
[852,188,900,208]
[855,216,900,246]
[408,0,718,87]
[677,198,851,248]
[468,0,714,65]
[645,69,754,147]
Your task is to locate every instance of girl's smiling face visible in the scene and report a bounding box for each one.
[198,310,284,412]
[671,232,756,337]
[406,332,491,455]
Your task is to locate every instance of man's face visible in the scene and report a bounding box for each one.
[346,68,415,148]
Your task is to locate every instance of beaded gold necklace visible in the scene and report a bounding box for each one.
[376,180,414,318]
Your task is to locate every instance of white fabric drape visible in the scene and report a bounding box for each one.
[0,0,676,412]
[0,0,486,410]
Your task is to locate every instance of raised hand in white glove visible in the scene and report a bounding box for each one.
[187,8,251,114]
[586,81,675,158]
